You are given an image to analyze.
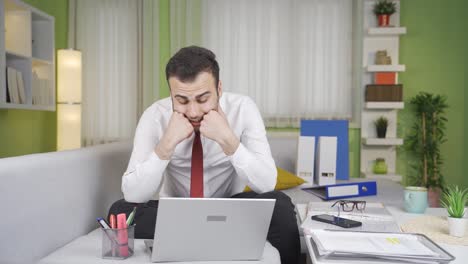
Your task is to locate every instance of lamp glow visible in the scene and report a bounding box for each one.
[57,49,82,103]
[57,49,82,150]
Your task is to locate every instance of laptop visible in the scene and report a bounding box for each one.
[146,197,275,262]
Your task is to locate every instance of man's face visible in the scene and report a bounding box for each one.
[169,71,222,129]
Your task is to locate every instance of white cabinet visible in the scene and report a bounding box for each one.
[360,0,405,182]
[0,0,55,111]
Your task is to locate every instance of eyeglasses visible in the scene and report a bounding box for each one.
[331,200,366,212]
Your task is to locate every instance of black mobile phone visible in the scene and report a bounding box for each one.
[311,214,362,228]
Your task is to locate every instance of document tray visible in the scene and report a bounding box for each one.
[308,230,455,264]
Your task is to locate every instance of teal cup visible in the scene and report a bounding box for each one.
[404,186,428,214]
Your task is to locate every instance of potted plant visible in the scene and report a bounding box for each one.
[405,92,448,207]
[373,0,397,27]
[373,158,388,174]
[374,116,388,138]
[440,186,468,237]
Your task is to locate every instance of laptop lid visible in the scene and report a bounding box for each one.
[151,197,275,262]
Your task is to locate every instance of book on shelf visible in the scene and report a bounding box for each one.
[31,72,51,106]
[16,70,26,104]
[374,72,396,84]
[40,79,48,105]
[7,67,20,104]
[32,71,39,105]
[39,79,44,105]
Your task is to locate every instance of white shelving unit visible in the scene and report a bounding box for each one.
[362,172,402,182]
[365,102,404,109]
[0,0,55,111]
[367,27,407,36]
[360,0,406,183]
[366,65,406,72]
[362,138,404,146]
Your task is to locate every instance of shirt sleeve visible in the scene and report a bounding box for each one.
[229,97,277,193]
[121,108,170,203]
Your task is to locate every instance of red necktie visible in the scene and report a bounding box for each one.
[190,132,204,197]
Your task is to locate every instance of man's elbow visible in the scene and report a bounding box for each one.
[122,184,150,203]
[123,191,149,204]
[256,166,277,193]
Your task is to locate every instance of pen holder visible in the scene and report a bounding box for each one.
[101,225,135,259]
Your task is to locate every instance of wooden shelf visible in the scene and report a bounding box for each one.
[362,138,404,146]
[367,27,407,36]
[361,172,402,182]
[366,65,406,72]
[365,102,404,109]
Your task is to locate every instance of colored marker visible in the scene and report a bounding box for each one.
[117,213,129,257]
[126,207,137,226]
[109,214,117,229]
[97,217,111,229]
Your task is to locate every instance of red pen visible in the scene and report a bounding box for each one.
[109,214,117,229]
[109,214,117,256]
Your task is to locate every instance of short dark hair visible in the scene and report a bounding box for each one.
[165,46,220,89]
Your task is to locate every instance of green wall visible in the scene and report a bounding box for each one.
[398,0,468,188]
[0,0,68,158]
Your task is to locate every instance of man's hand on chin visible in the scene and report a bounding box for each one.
[155,112,194,160]
[199,106,240,156]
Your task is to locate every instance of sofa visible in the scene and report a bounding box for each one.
[0,134,405,264]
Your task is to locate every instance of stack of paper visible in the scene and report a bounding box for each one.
[307,230,455,264]
[16,71,26,103]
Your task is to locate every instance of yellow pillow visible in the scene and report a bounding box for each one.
[244,167,306,192]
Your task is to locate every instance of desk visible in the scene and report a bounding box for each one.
[301,205,467,264]
[39,229,281,264]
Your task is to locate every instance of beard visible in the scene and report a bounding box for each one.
[171,94,220,130]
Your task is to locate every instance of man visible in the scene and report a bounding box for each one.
[111,46,300,264]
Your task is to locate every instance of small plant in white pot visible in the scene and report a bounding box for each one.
[440,186,468,237]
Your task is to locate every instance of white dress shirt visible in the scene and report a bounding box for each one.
[122,92,277,203]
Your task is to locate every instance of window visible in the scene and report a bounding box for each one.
[172,0,354,127]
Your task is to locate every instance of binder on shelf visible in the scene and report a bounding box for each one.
[296,136,315,178]
[302,181,377,200]
[315,137,337,186]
